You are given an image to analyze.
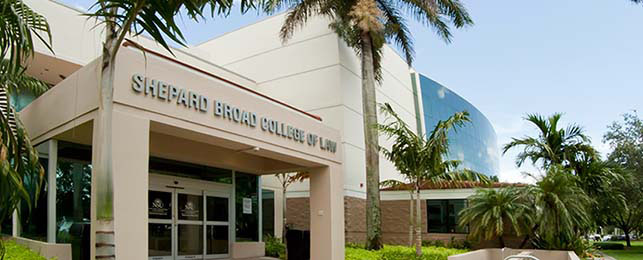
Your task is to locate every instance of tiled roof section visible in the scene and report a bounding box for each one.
[380,181,528,191]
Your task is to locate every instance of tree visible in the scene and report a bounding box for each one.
[458,187,533,248]
[86,0,257,257]
[601,111,643,247]
[503,113,596,170]
[377,103,488,256]
[523,166,592,251]
[0,0,51,257]
[275,171,308,259]
[264,0,473,249]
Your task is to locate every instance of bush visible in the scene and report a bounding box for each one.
[345,245,468,260]
[345,247,379,260]
[447,238,472,250]
[594,242,625,250]
[422,240,445,247]
[263,235,286,259]
[1,240,50,260]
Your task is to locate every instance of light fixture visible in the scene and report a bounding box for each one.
[236,146,260,153]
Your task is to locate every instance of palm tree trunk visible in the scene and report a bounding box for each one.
[415,188,422,256]
[94,12,118,260]
[409,191,414,247]
[360,31,382,250]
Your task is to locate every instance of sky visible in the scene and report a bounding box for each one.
[61,0,643,183]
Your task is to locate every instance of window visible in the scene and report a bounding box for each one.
[56,142,92,260]
[426,199,468,234]
[235,172,258,241]
[19,156,48,242]
[149,157,232,184]
[261,189,275,238]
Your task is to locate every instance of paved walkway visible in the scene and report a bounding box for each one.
[597,251,617,260]
[235,257,281,260]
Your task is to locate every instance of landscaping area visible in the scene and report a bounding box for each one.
[345,245,467,260]
[0,240,49,260]
[596,241,643,260]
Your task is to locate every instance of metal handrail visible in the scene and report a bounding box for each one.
[503,255,540,260]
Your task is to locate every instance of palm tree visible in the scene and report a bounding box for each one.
[264,0,473,249]
[523,166,592,250]
[86,1,258,258]
[503,113,595,169]
[458,187,533,248]
[378,103,488,256]
[0,0,51,256]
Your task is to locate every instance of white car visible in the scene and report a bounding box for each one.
[602,235,613,241]
[588,234,602,241]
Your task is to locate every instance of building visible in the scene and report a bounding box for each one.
[5,1,343,260]
[194,12,499,244]
[3,1,500,259]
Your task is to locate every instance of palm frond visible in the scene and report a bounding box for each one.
[0,0,53,74]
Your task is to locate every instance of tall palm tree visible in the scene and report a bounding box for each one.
[503,113,595,169]
[378,103,488,256]
[459,187,533,248]
[263,0,473,249]
[87,1,257,258]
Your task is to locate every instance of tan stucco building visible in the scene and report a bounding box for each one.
[8,1,344,260]
[4,1,504,259]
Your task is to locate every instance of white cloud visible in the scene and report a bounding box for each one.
[437,87,446,99]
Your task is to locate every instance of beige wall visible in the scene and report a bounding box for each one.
[20,37,345,259]
[196,13,419,200]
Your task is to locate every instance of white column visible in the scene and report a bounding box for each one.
[47,139,58,243]
[309,164,344,260]
[12,210,18,236]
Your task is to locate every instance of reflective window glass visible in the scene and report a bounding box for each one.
[149,191,172,220]
[149,223,172,257]
[178,225,203,256]
[207,196,228,222]
[56,142,92,260]
[206,225,228,255]
[178,194,203,221]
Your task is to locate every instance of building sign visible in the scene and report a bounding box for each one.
[131,74,337,153]
[242,198,252,214]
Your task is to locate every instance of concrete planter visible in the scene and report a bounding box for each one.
[448,248,581,260]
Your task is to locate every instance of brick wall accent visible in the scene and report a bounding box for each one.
[381,199,467,245]
[344,197,366,244]
[286,197,499,247]
[285,197,310,230]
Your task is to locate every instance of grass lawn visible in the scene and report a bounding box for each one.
[600,241,643,260]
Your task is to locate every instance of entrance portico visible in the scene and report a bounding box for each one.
[19,38,344,260]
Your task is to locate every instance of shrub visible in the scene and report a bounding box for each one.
[346,242,366,249]
[594,242,625,250]
[346,245,467,260]
[1,240,50,260]
[422,240,445,247]
[345,247,379,260]
[447,238,472,250]
[263,235,285,259]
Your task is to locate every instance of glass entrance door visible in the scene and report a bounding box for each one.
[149,178,230,260]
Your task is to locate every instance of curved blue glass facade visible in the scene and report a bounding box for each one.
[416,74,499,176]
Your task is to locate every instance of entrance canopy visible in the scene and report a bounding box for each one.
[19,39,345,260]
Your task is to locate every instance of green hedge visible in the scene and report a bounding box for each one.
[1,240,50,260]
[346,245,468,260]
[594,242,625,250]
